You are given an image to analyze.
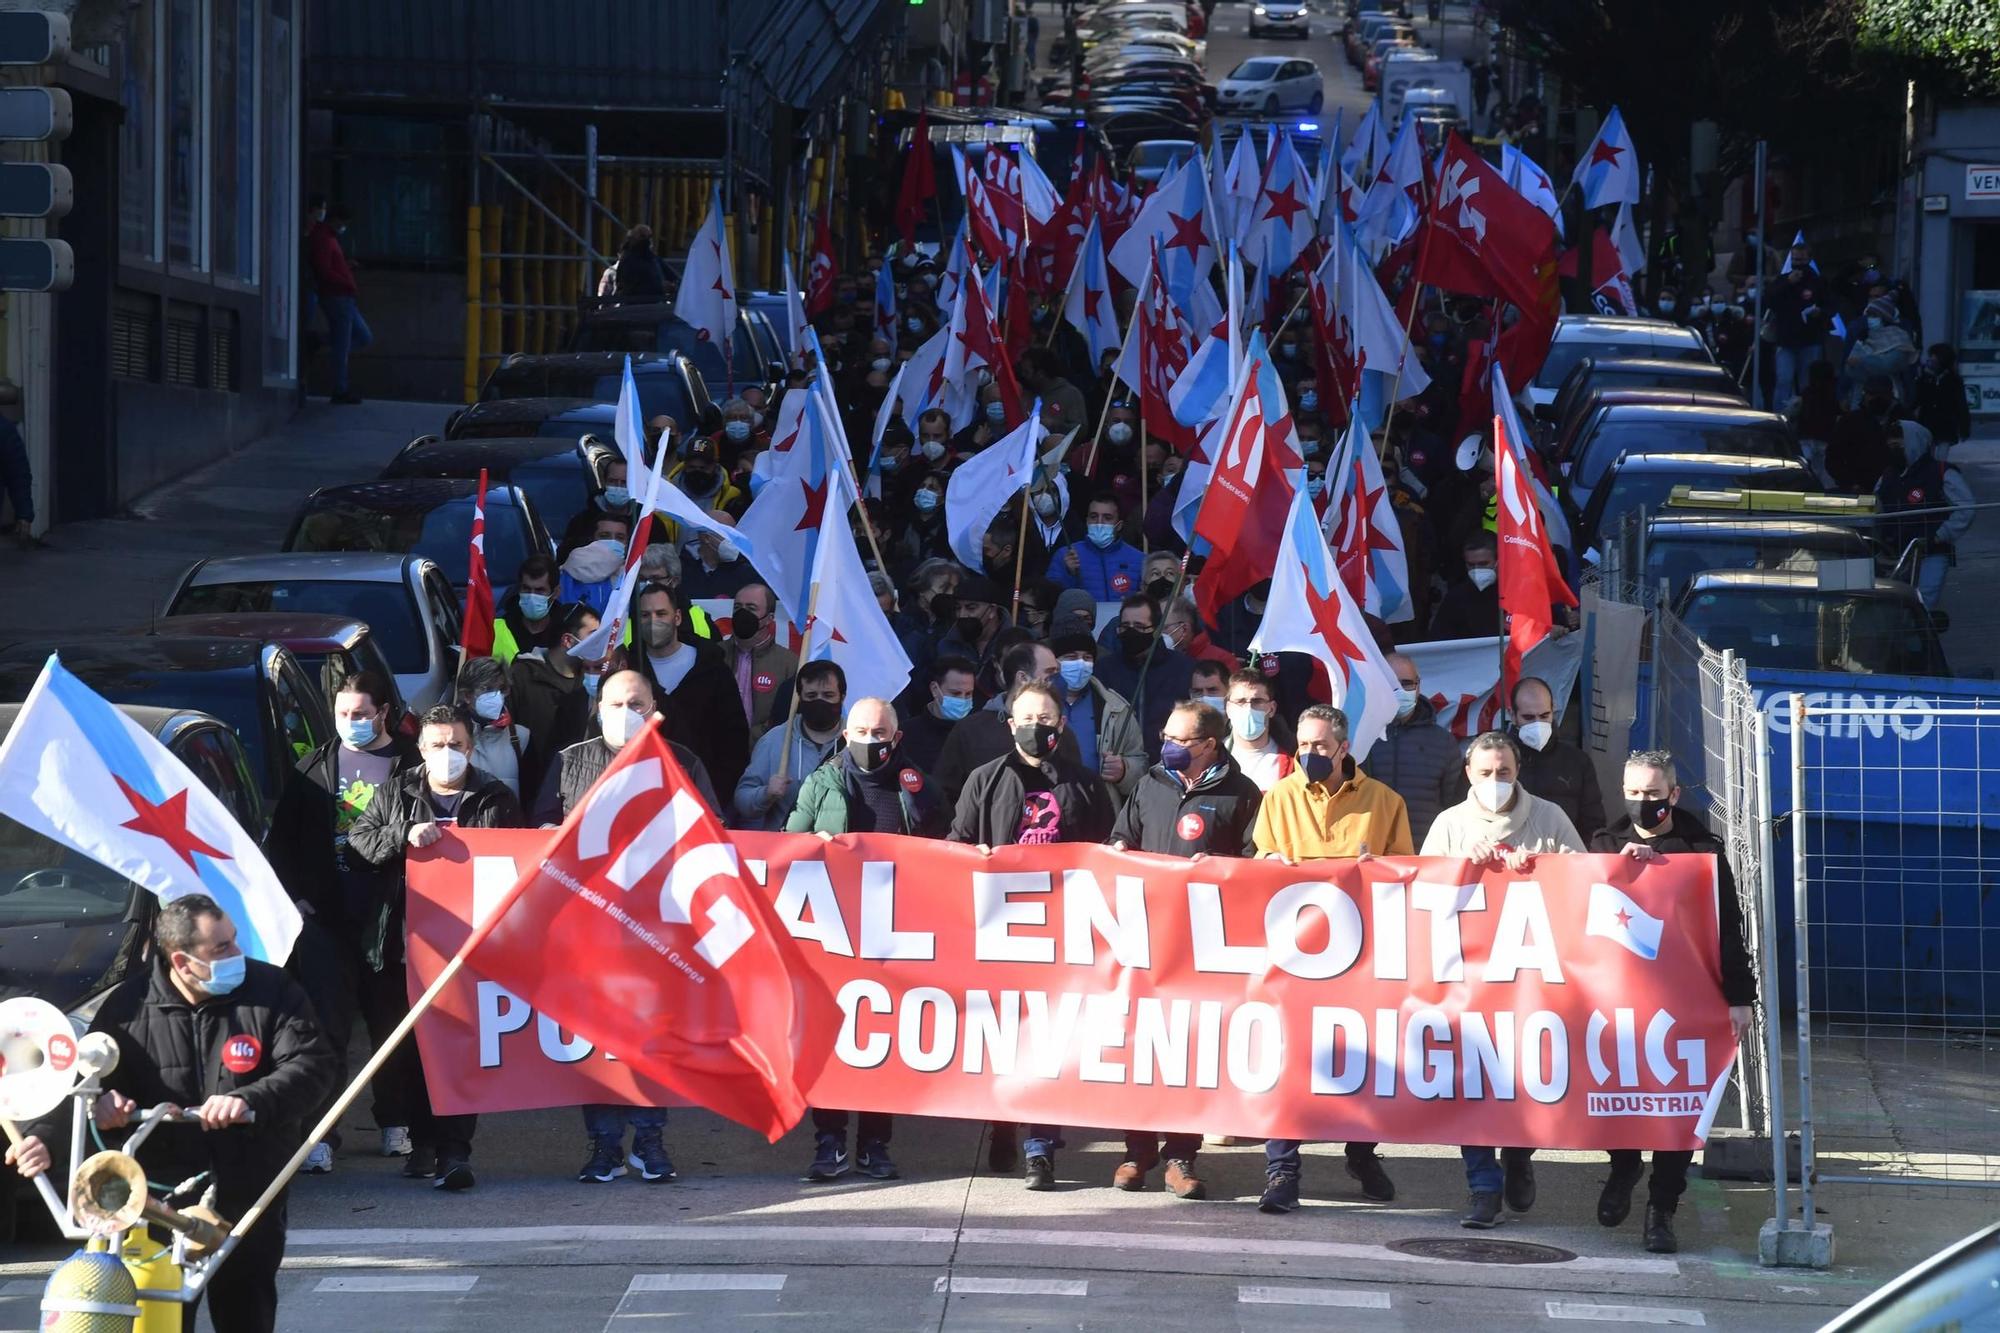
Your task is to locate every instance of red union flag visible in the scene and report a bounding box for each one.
[460,468,496,658]
[462,720,813,1140]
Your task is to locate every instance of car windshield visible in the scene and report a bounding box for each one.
[512,455,590,544]
[1134,142,1194,167]
[1644,535,1857,600]
[1537,338,1700,391]
[0,817,134,928]
[289,497,532,589]
[647,323,764,389]
[1681,588,1941,675]
[1230,58,1284,80]
[172,579,429,674]
[482,362,610,401]
[1594,466,1817,537]
[1576,422,1794,490]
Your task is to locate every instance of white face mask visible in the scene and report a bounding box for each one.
[600,702,646,748]
[472,690,505,722]
[1517,720,1552,751]
[1471,778,1514,812]
[425,747,468,785]
[1227,702,1268,742]
[1467,566,1498,591]
[1393,687,1418,719]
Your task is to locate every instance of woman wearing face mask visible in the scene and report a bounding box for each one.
[455,657,532,800]
[947,680,1116,1191]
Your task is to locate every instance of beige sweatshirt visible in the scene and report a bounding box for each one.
[1420,788,1584,856]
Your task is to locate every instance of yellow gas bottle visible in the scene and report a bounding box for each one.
[119,1228,185,1333]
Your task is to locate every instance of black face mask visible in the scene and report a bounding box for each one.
[928,593,959,626]
[731,608,763,640]
[1626,795,1673,832]
[1013,721,1061,758]
[1300,752,1336,785]
[1117,625,1154,660]
[851,737,896,771]
[956,613,987,643]
[800,698,841,732]
[1144,577,1176,602]
[683,467,717,490]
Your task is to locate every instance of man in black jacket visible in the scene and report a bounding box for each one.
[1441,676,1606,840]
[631,581,752,793]
[7,896,337,1333]
[348,703,524,1190]
[262,670,416,1170]
[1106,700,1261,1200]
[934,640,1081,799]
[949,680,1115,1191]
[1427,532,1501,640]
[1588,748,1757,1255]
[508,602,600,797]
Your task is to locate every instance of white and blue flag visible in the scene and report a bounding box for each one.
[0,656,303,963]
[1586,883,1664,960]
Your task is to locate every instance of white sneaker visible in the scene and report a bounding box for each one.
[380,1126,413,1157]
[304,1142,335,1174]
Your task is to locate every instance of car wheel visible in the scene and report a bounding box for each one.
[1264,94,1280,114]
[1308,90,1324,112]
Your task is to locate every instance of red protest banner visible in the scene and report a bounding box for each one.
[407,832,1737,1151]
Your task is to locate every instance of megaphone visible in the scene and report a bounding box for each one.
[70,1150,231,1255]
[0,995,83,1121]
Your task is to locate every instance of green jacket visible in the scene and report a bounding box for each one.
[787,753,948,837]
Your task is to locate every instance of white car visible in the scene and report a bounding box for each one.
[1216,56,1324,115]
[1249,0,1310,39]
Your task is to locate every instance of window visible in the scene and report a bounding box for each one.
[170,579,429,675]
[175,726,264,834]
[262,0,297,379]
[211,0,257,280]
[118,4,156,258]
[425,571,463,650]
[165,0,202,267]
[268,656,323,765]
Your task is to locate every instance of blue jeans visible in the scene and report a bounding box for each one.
[1768,343,1818,410]
[582,1103,667,1143]
[1265,1139,1378,1177]
[1022,1124,1061,1158]
[323,294,372,394]
[1918,552,1950,608]
[1462,1145,1533,1192]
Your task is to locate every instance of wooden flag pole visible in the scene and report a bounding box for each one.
[1010,490,1033,626]
[773,581,823,787]
[1079,387,1116,478]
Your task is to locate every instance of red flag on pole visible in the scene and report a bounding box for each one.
[465,720,817,1140]
[894,108,938,248]
[805,210,837,318]
[460,468,496,658]
[1493,404,1577,700]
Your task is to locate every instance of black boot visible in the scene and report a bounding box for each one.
[1597,1168,1642,1226]
[1643,1203,1678,1253]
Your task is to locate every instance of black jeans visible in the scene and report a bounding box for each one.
[1608,1149,1693,1207]
[812,1108,893,1145]
[180,1197,286,1333]
[288,917,411,1138]
[1123,1130,1201,1164]
[1265,1140,1377,1176]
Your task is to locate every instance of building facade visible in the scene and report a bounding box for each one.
[1900,101,2000,418]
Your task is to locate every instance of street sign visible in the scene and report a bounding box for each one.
[1968,165,2000,201]
[0,237,72,292]
[0,162,69,218]
[0,86,70,141]
[0,11,69,64]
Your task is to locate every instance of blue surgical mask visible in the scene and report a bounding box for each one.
[1306,475,1326,499]
[939,694,973,721]
[188,951,246,997]
[602,539,627,562]
[519,592,552,620]
[724,420,752,441]
[914,489,941,513]
[1086,522,1117,549]
[602,485,631,508]
[1108,421,1134,445]
[906,316,923,333]
[1059,658,1094,691]
[1299,391,1318,411]
[1161,738,1195,773]
[984,401,1007,423]
[337,716,377,748]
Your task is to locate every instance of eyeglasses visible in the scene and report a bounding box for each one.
[1161,734,1203,747]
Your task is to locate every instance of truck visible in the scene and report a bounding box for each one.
[1381,51,1469,125]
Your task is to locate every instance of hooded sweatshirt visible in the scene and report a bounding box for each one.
[1420,786,1583,857]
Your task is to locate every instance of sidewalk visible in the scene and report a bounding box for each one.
[0,400,446,643]
[1935,431,2000,673]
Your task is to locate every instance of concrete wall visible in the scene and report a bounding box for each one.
[306,270,467,405]
[111,381,298,509]
[1907,103,2000,415]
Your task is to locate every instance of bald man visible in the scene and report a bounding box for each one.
[531,668,720,826]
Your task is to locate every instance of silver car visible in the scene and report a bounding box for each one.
[160,552,463,712]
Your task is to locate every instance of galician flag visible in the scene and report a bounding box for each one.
[1570,105,1641,209]
[1586,882,1665,960]
[0,657,303,963]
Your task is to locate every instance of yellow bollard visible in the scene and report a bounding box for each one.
[464,204,482,403]
[482,206,502,371]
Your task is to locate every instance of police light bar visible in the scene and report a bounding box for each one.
[1663,486,1877,515]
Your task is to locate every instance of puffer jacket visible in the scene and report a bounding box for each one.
[1589,809,1757,1005]
[1109,756,1262,857]
[1361,697,1460,845]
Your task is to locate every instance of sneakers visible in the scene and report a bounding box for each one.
[1502,1150,1537,1212]
[987,1124,1019,1175]
[1643,1203,1678,1253]
[1597,1168,1642,1227]
[629,1131,676,1183]
[1163,1159,1206,1201]
[1345,1152,1396,1202]
[303,1142,334,1175]
[1258,1172,1300,1214]
[856,1142,900,1180]
[1023,1154,1055,1191]
[401,1144,437,1180]
[806,1134,851,1182]
[380,1126,413,1157]
[1112,1160,1149,1191]
[577,1140,628,1183]
[433,1158,475,1192]
[1461,1191,1503,1229]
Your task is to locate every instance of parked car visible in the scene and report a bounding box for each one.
[281,478,552,603]
[568,307,779,402]
[1249,0,1310,38]
[1634,516,1879,604]
[1564,404,1799,517]
[1546,356,1743,437]
[1127,138,1200,187]
[1575,452,1821,556]
[380,434,608,548]
[141,612,414,737]
[1526,315,1716,416]
[163,552,461,712]
[1550,388,1751,469]
[0,637,329,810]
[1216,56,1324,115]
[443,396,601,441]
[1674,569,1948,676]
[472,350,717,435]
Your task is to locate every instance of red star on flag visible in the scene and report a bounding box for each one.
[1262,181,1309,230]
[1350,464,1401,555]
[1164,209,1208,257]
[1615,907,1633,929]
[1588,139,1625,168]
[1082,285,1105,323]
[794,475,830,533]
[1299,562,1370,669]
[113,775,230,874]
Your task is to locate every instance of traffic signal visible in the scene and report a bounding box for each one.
[0,10,72,293]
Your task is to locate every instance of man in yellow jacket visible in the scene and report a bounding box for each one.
[1248,703,1413,1216]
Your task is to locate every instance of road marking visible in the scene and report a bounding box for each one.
[626,1274,787,1293]
[287,1224,1677,1276]
[936,1276,1088,1297]
[1239,1284,1391,1309]
[312,1275,479,1293]
[1547,1302,1707,1325]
